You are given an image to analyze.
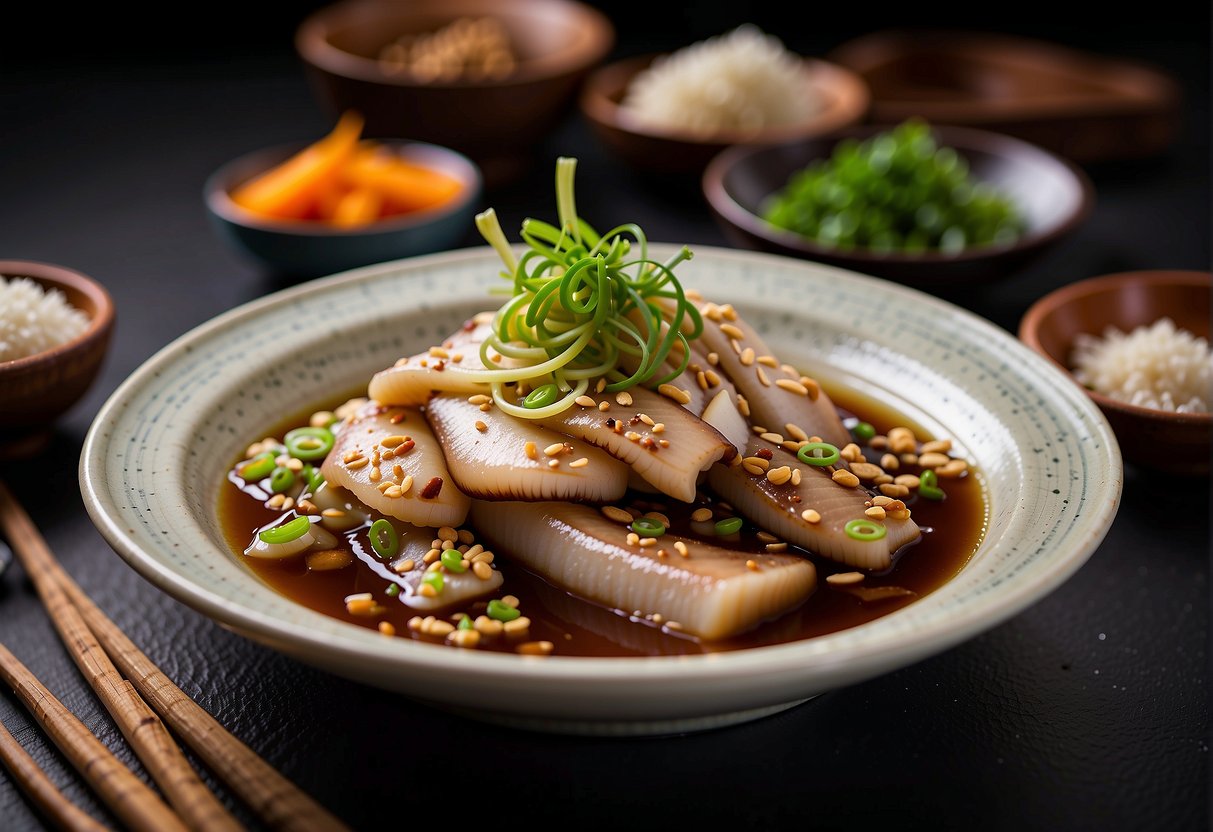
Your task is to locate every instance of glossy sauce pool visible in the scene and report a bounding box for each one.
[220,385,986,657]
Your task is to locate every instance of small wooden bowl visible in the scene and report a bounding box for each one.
[579,53,869,178]
[828,30,1183,162]
[0,260,115,454]
[1019,270,1212,476]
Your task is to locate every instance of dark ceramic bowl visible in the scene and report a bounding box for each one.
[204,139,483,279]
[702,123,1094,287]
[1019,270,1212,476]
[295,0,614,186]
[580,53,869,179]
[0,260,114,456]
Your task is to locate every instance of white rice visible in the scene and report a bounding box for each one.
[0,275,91,363]
[1070,317,1213,413]
[619,25,818,137]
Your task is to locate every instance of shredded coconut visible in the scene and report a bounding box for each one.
[0,275,91,363]
[619,25,818,137]
[1070,317,1212,413]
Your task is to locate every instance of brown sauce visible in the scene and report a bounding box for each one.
[219,384,985,657]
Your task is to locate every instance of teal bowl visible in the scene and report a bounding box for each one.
[204,139,483,278]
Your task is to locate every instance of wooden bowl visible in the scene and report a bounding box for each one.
[295,0,614,186]
[828,30,1183,162]
[579,53,869,178]
[1019,270,1212,476]
[0,260,114,454]
[702,123,1094,287]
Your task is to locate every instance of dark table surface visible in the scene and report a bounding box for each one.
[1,5,1209,830]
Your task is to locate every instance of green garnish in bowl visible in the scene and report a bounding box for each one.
[474,157,702,419]
[761,119,1025,255]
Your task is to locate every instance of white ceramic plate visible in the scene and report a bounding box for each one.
[80,246,1122,736]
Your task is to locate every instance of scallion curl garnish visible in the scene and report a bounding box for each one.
[473,157,702,419]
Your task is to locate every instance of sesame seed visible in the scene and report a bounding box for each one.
[706,351,720,365]
[598,401,611,412]
[503,617,531,635]
[424,548,441,564]
[448,629,481,648]
[674,541,689,557]
[658,384,692,405]
[801,508,822,523]
[393,560,415,574]
[474,616,504,636]
[616,391,633,406]
[756,367,771,387]
[704,369,721,387]
[638,537,657,548]
[502,595,519,608]
[739,347,755,366]
[791,468,802,485]
[719,323,745,340]
[691,507,714,522]
[384,485,403,498]
[544,442,567,457]
[756,531,779,543]
[743,455,771,471]
[569,457,589,468]
[760,432,785,444]
[524,441,538,460]
[380,434,409,448]
[575,395,596,407]
[479,403,492,412]
[736,394,750,417]
[626,532,640,546]
[745,560,759,571]
[346,456,370,470]
[800,377,820,401]
[321,508,345,518]
[602,505,633,524]
[784,423,808,442]
[378,621,396,636]
[742,463,765,476]
[517,641,554,656]
[596,378,607,393]
[826,572,865,586]
[832,469,861,488]
[474,420,487,432]
[765,542,788,553]
[625,431,642,442]
[720,303,738,321]
[757,355,779,368]
[775,378,810,396]
[548,459,560,469]
[428,346,449,359]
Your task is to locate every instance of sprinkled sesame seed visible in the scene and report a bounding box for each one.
[801,508,822,524]
[832,469,861,488]
[393,560,415,574]
[544,442,566,457]
[756,367,771,387]
[739,347,755,366]
[625,431,642,442]
[517,640,554,656]
[616,391,633,406]
[826,571,865,586]
[674,541,689,557]
[626,532,640,546]
[503,617,531,635]
[472,561,493,580]
[378,621,396,636]
[569,457,589,468]
[575,395,596,407]
[346,456,369,471]
[745,559,759,571]
[524,441,538,460]
[598,401,611,412]
[707,351,719,365]
[602,505,633,524]
[775,378,810,396]
[428,346,449,359]
[720,323,745,340]
[448,629,481,648]
[760,432,784,444]
[690,507,714,522]
[765,542,788,553]
[658,384,692,405]
[474,420,488,432]
[380,434,409,448]
[757,355,779,368]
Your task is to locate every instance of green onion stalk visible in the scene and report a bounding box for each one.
[473,157,702,419]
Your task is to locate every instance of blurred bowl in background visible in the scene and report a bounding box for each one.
[295,0,615,186]
[828,30,1183,163]
[1019,270,1212,476]
[204,138,483,278]
[580,52,869,178]
[0,260,114,456]
[702,123,1093,287]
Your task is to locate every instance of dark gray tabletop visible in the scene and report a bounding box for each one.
[1,5,1209,830]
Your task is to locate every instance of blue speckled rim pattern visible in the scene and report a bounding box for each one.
[79,246,1122,734]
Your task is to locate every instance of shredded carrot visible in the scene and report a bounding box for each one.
[228,111,464,227]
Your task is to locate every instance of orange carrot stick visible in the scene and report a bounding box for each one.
[230,111,365,220]
[343,148,462,213]
[331,187,384,228]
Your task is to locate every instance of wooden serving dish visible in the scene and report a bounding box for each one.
[828,30,1183,162]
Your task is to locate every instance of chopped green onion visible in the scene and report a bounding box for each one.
[440,548,467,573]
[284,426,335,461]
[714,517,743,536]
[302,464,325,493]
[630,517,666,538]
[797,442,840,467]
[487,599,521,622]
[918,470,945,499]
[238,452,276,481]
[385,583,400,597]
[368,519,399,559]
[844,519,887,541]
[523,383,560,409]
[269,466,295,494]
[258,516,311,545]
[458,615,474,631]
[853,422,876,441]
[422,571,444,594]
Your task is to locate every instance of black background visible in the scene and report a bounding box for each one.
[2,2,1210,831]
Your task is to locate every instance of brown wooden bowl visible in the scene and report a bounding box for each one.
[579,52,869,178]
[1018,270,1212,476]
[828,30,1183,162]
[0,260,115,455]
[295,0,615,187]
[702,123,1094,287]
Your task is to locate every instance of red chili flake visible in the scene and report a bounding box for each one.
[640,437,658,451]
[605,418,616,429]
[420,477,443,499]
[389,410,407,424]
[398,439,416,454]
[433,360,446,372]
[629,415,642,426]
[790,495,802,503]
[462,319,477,331]
[756,448,774,460]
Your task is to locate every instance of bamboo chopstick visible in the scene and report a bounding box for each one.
[0,479,351,832]
[0,642,188,832]
[0,482,243,832]
[0,715,109,832]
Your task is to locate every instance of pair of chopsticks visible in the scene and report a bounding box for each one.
[0,479,351,832]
